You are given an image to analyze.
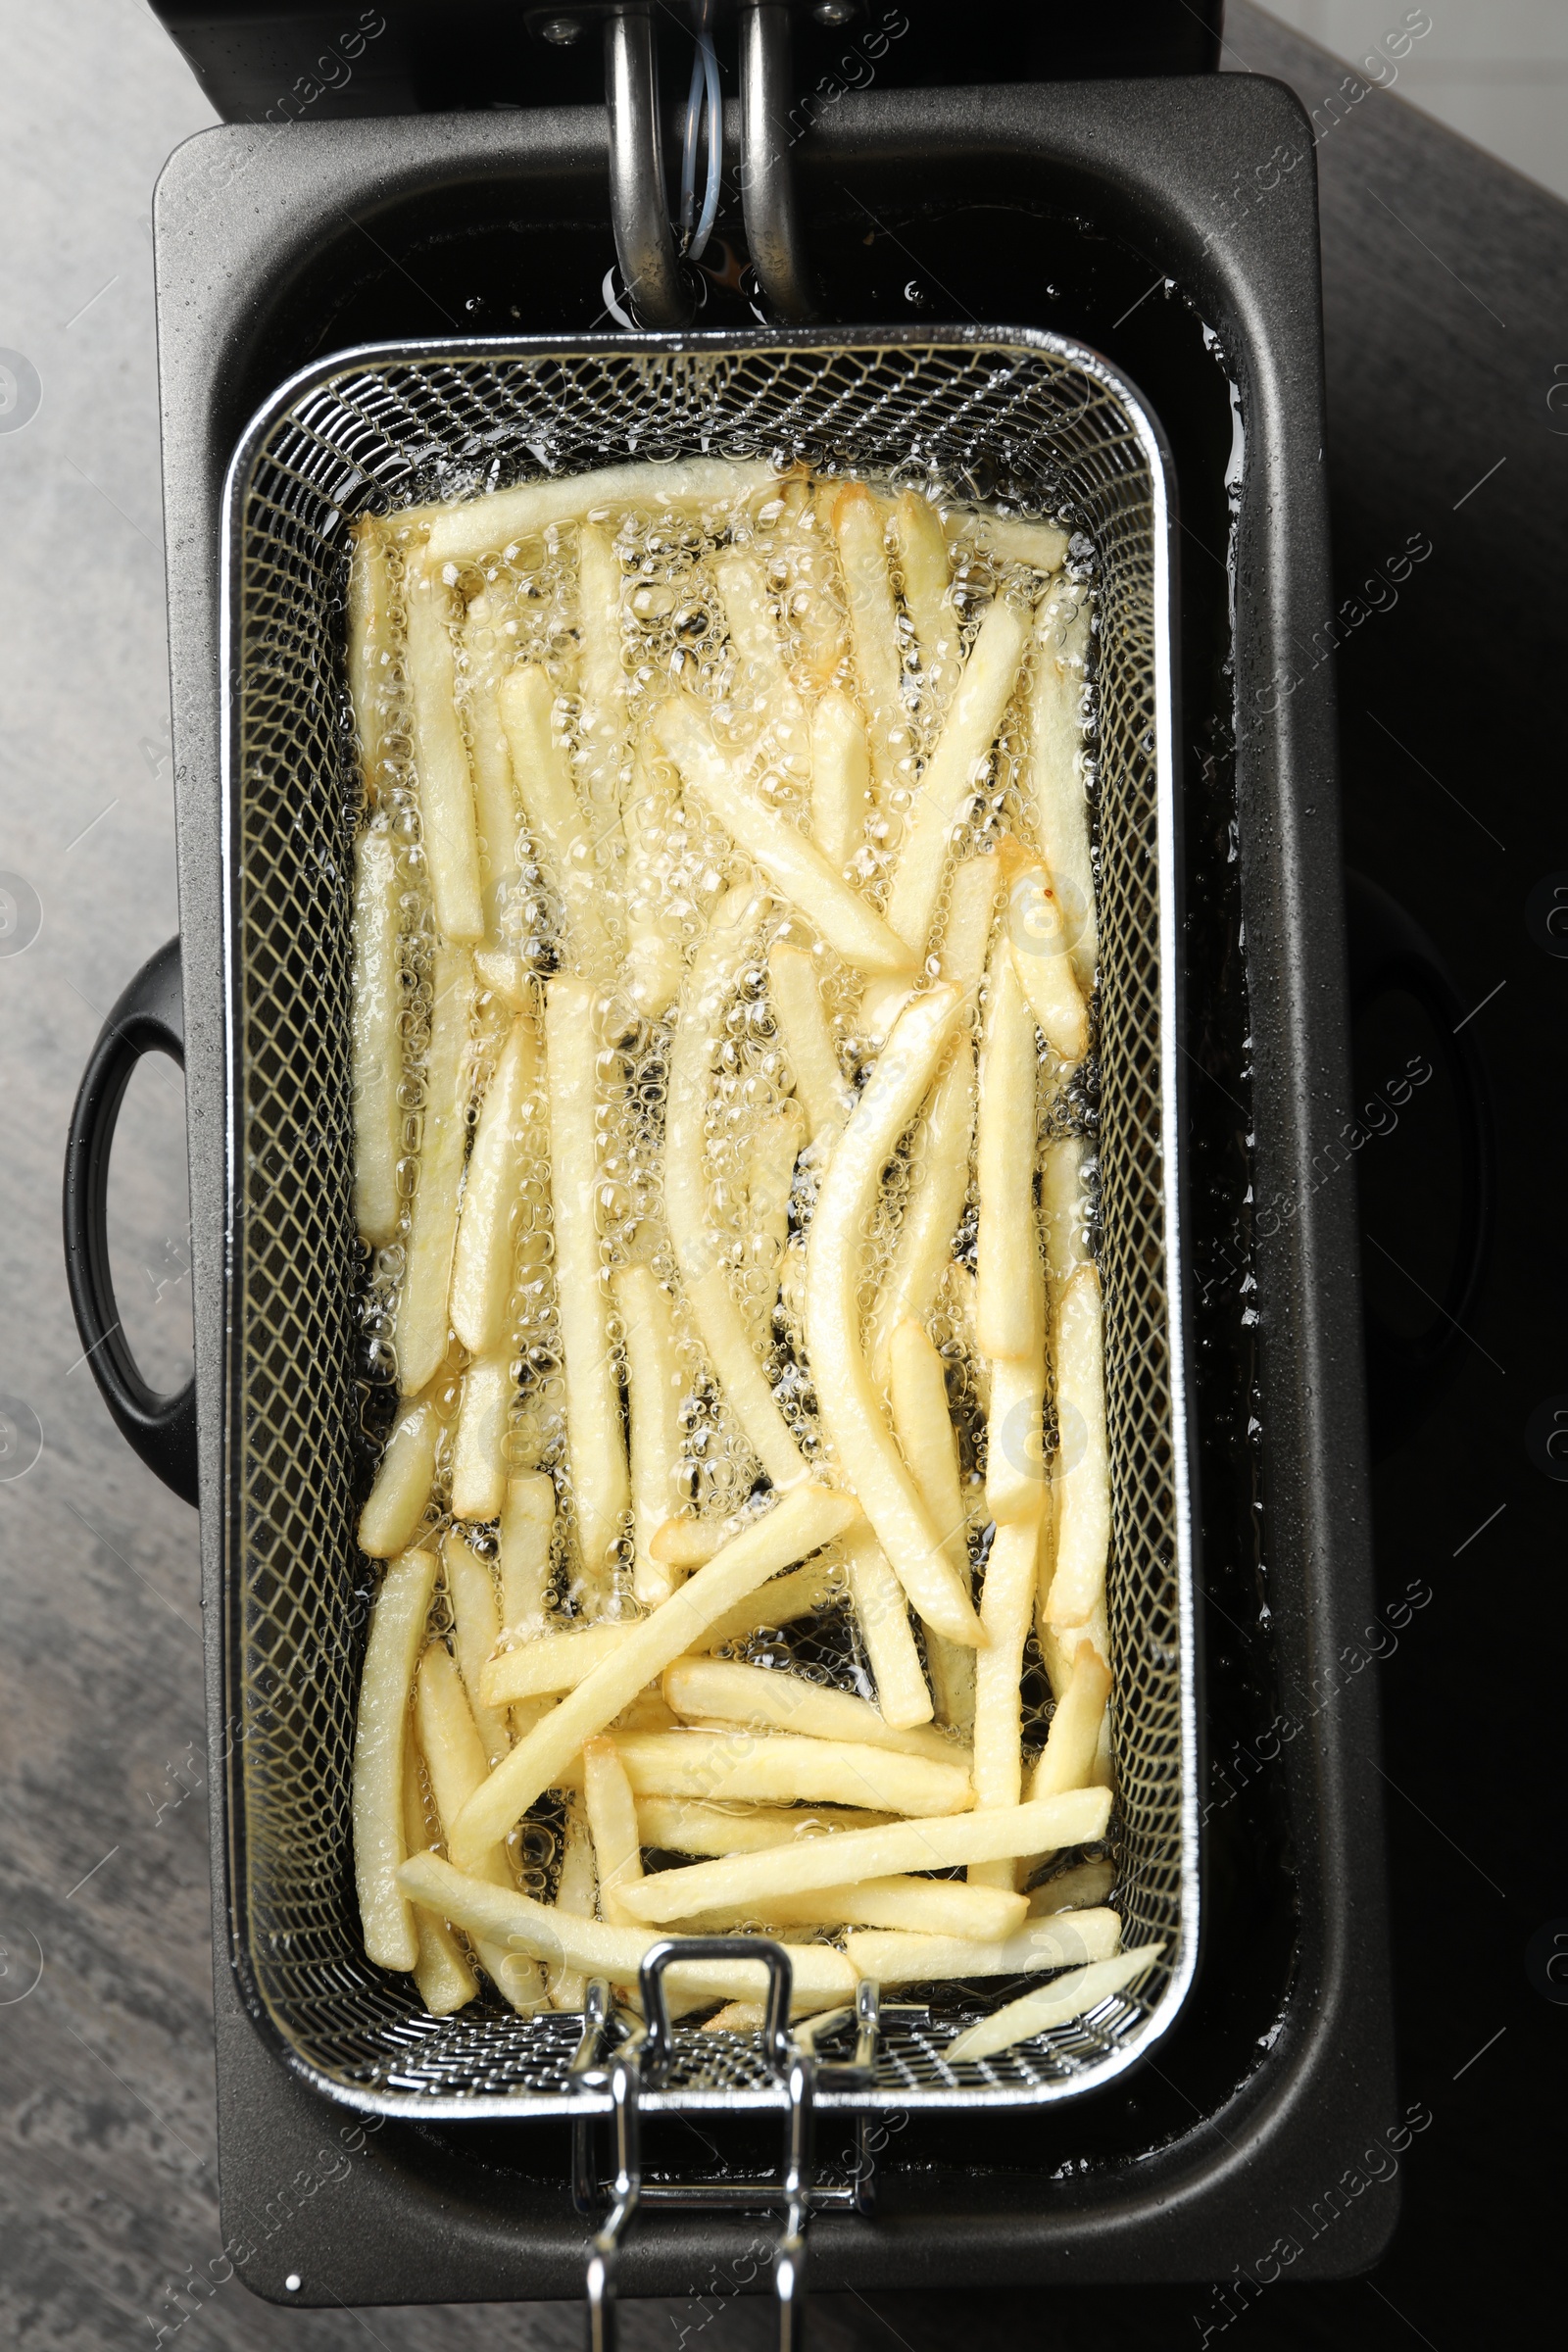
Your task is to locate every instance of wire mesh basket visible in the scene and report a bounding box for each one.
[219,326,1195,2121]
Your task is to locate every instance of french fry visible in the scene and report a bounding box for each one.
[892,488,956,702]
[779,480,850,687]
[583,1736,644,1926]
[653,697,916,979]
[543,978,630,1577]
[1027,1857,1117,1915]
[830,483,904,795]
[448,1485,856,1865]
[358,1396,438,1558]
[806,982,982,1646]
[882,597,1031,963]
[808,688,872,871]
[965,514,1070,574]
[398,1850,858,2008]
[1041,1136,1092,1300]
[745,1095,805,1344]
[943,1258,990,1413]
[622,745,685,1020]
[694,1874,1026,1941]
[841,1520,934,1733]
[396,945,474,1396]
[549,1796,595,2008]
[702,1999,841,2033]
[406,560,484,943]
[846,1906,1120,1986]
[1037,1596,1109,1698]
[888,1319,976,1735]
[946,1945,1164,2066]
[613,1266,686,1608]
[1031,1642,1112,1800]
[347,518,396,797]
[867,1038,976,1389]
[401,1745,478,2015]
[461,592,523,932]
[716,548,786,689]
[985,1350,1048,1530]
[767,943,854,1139]
[497,664,612,978]
[975,939,1042,1362]
[584,1729,970,1815]
[938,852,1004,994]
[415,1643,546,2011]
[473,947,530,1009]
[481,1621,638,1706]
[420,457,779,566]
[617,1788,1112,1924]
[577,523,628,784]
[352,1546,438,1971]
[999,836,1089,1066]
[652,1517,721,1571]
[665,885,760,1286]
[967,1514,1041,1891]
[350,830,404,1246]
[451,1010,538,1354]
[1046,1266,1110,1631]
[697,1553,842,1650]
[499,1472,555,1632]
[442,1531,513,1769]
[1029,571,1097,995]
[451,1352,512,1524]
[663,1657,962,1766]
[635,1796,892,1856]
[688,1266,808,1490]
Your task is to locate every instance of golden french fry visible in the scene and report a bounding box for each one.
[635,1796,893,1856]
[663,1658,960,1766]
[1030,571,1096,994]
[652,1517,720,1571]
[975,939,1043,1362]
[450,1353,512,1525]
[398,1850,857,2007]
[420,458,779,566]
[396,945,474,1396]
[618,1787,1111,1924]
[543,978,630,1577]
[767,943,854,1140]
[549,1796,595,2008]
[808,688,872,871]
[946,1945,1163,2066]
[448,1485,856,1865]
[840,1520,934,1733]
[806,982,982,1646]
[613,1265,686,1608]
[499,1472,556,1632]
[451,1011,538,1354]
[415,1643,546,2011]
[846,1906,1120,1987]
[347,519,396,798]
[1047,1265,1110,1630]
[350,830,404,1246]
[481,1621,637,1706]
[887,1319,976,1735]
[986,1336,1048,1529]
[882,597,1031,962]
[583,1736,644,1925]
[745,1095,805,1344]
[358,1396,438,1558]
[473,947,530,1009]
[1027,1857,1117,1914]
[999,835,1089,1066]
[965,514,1069,574]
[867,1039,976,1389]
[830,483,903,795]
[702,1998,841,2033]
[967,1514,1041,1891]
[622,745,685,1020]
[688,1266,808,1490]
[1041,1136,1092,1299]
[694,1873,1026,1941]
[698,1553,842,1650]
[892,488,956,700]
[1031,1642,1112,1800]
[352,1547,438,1971]
[460,592,522,932]
[442,1531,513,1769]
[406,561,484,943]
[597,1729,970,1815]
[497,664,612,978]
[654,698,916,978]
[401,1745,478,2014]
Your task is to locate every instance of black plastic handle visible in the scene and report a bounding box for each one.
[62,936,199,1506]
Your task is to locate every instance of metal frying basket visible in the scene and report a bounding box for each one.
[219,326,1195,2128]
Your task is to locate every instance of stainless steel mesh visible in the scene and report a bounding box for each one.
[220,327,1195,2122]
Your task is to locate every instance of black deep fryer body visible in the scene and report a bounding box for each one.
[152,74,1395,2301]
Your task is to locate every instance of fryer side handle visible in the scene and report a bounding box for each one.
[62,934,199,1506]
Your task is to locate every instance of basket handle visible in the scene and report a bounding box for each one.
[62,935,199,1506]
